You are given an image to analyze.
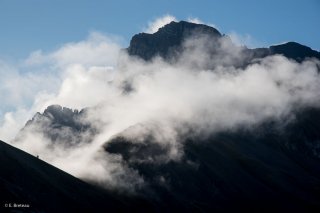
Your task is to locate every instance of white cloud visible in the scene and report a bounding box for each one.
[187,17,219,30]
[228,31,264,48]
[0,32,122,142]
[25,32,121,68]
[144,14,177,33]
[2,19,320,192]
[15,40,320,191]
[187,17,204,24]
[144,15,219,34]
[52,32,121,67]
[43,65,118,109]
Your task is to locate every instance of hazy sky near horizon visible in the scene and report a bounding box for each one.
[0,0,319,60]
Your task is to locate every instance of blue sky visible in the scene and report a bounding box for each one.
[0,0,319,60]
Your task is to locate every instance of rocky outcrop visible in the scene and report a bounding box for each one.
[17,105,94,146]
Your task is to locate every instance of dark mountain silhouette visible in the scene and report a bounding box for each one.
[127,21,222,61]
[127,21,320,64]
[104,107,320,212]
[0,140,154,213]
[5,107,320,212]
[269,41,320,62]
[5,21,320,212]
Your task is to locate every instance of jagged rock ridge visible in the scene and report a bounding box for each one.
[17,105,94,146]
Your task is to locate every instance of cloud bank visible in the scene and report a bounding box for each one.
[0,32,121,142]
[2,20,320,192]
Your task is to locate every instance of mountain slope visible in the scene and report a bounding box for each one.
[0,140,137,213]
[104,107,320,212]
[7,108,320,212]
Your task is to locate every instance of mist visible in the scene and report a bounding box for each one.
[2,20,320,192]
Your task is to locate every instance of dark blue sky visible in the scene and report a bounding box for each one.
[0,0,319,59]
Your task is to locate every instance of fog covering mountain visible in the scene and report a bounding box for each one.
[5,21,320,212]
[16,105,94,147]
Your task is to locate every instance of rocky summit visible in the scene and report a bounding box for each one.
[127,21,222,61]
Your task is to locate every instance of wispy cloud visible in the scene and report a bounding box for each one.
[0,32,122,142]
[187,17,218,29]
[25,32,121,68]
[144,14,177,33]
[228,31,265,48]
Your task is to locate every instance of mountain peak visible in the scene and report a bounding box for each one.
[17,105,91,146]
[156,21,221,37]
[270,41,320,62]
[127,21,222,61]
[127,21,320,63]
